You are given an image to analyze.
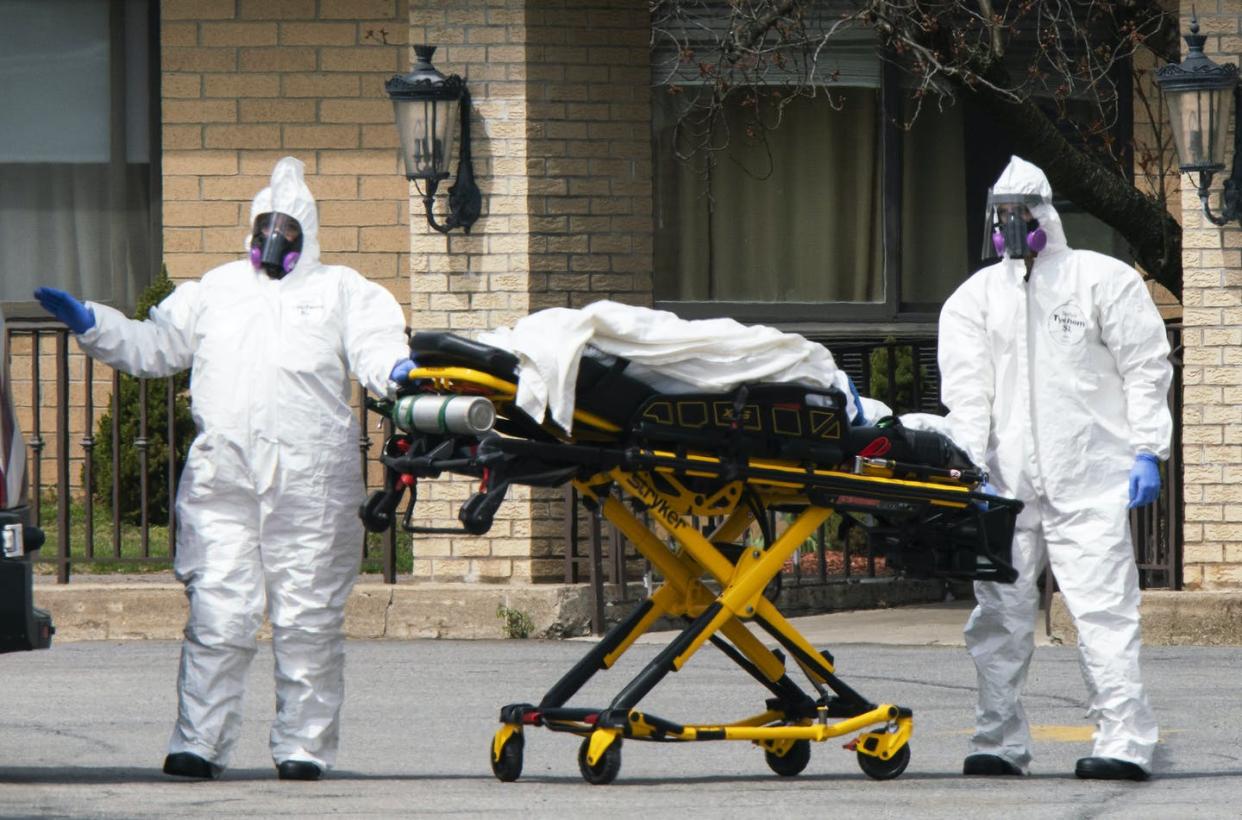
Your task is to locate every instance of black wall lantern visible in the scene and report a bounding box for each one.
[386,45,482,234]
[1155,15,1242,225]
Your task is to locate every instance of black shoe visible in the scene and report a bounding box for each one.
[1075,756,1150,782]
[163,752,221,779]
[277,760,323,781]
[963,753,1024,776]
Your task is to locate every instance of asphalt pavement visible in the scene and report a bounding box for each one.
[0,603,1237,818]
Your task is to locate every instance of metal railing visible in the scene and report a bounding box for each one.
[6,321,1184,603]
[1127,323,1183,590]
[5,319,398,583]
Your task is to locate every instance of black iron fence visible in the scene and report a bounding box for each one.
[4,319,399,583]
[6,320,1184,604]
[1134,323,1183,589]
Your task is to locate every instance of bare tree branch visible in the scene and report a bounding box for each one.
[650,0,1182,296]
[976,0,1002,56]
[729,0,801,57]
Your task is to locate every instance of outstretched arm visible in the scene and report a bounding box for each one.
[74,283,203,379]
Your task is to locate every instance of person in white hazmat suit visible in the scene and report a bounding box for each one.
[940,156,1172,782]
[33,157,414,782]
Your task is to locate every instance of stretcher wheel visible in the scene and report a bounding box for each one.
[764,739,810,776]
[857,742,910,781]
[360,490,395,532]
[577,737,622,785]
[491,733,524,782]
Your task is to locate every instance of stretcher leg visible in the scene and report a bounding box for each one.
[537,598,659,710]
[495,493,732,748]
[596,504,830,720]
[490,473,918,784]
[529,488,735,710]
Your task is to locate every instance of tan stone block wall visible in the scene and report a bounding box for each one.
[522,1,654,314]
[155,2,409,530]
[159,0,410,287]
[8,3,411,551]
[404,0,654,582]
[1178,3,1242,589]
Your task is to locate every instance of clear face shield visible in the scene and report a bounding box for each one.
[250,211,304,278]
[980,190,1046,260]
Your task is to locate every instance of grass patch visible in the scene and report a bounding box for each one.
[33,492,171,575]
[32,492,412,576]
[497,604,535,639]
[365,531,415,575]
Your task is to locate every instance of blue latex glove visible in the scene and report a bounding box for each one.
[34,287,95,334]
[390,358,416,383]
[1128,453,1161,508]
[974,481,997,510]
[847,376,867,426]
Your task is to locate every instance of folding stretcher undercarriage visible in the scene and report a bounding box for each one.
[360,332,1021,785]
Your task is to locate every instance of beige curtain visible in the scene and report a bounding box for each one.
[0,0,154,311]
[654,89,884,303]
[900,103,968,305]
[0,164,152,308]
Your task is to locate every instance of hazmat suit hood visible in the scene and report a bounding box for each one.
[246,157,320,273]
[988,156,1068,257]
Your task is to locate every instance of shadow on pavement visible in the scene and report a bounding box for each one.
[0,766,485,784]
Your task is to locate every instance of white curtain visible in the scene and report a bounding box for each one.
[0,0,154,311]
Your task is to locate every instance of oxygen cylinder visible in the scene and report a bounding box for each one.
[393,394,496,435]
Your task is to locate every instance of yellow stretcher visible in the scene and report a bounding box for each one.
[360,332,1020,785]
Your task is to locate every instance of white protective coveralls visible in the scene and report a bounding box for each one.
[479,300,856,433]
[76,157,409,770]
[939,156,1172,773]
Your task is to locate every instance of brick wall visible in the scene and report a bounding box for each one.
[405,0,654,582]
[7,1,412,556]
[1177,2,1242,588]
[160,0,410,309]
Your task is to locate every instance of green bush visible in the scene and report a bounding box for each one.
[866,339,933,415]
[87,268,196,525]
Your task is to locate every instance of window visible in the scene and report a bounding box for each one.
[0,0,160,314]
[650,6,1130,324]
[652,73,972,322]
[653,87,884,304]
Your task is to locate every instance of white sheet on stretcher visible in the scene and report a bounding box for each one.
[478,300,856,434]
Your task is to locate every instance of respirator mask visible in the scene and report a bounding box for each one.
[981,190,1046,260]
[250,211,303,278]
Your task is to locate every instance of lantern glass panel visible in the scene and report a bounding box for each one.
[1166,84,1234,171]
[393,96,459,181]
